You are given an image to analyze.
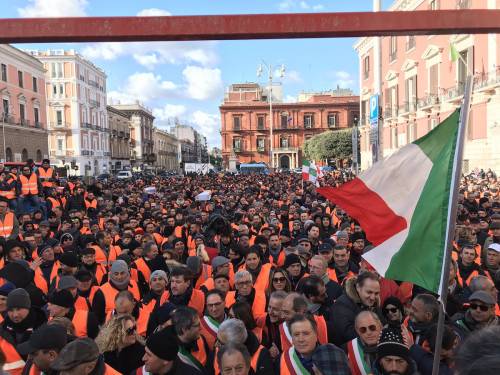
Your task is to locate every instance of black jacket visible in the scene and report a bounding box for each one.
[245,331,274,375]
[103,342,145,375]
[0,307,47,349]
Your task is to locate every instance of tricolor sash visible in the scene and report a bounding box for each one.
[201,315,221,337]
[347,338,371,375]
[178,346,204,373]
[280,322,293,347]
[283,347,311,375]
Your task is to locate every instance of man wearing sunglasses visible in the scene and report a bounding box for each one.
[453,291,498,336]
[346,311,382,375]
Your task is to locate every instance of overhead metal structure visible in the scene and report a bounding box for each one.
[0,9,500,43]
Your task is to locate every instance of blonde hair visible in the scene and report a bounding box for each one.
[95,314,143,353]
[48,317,76,336]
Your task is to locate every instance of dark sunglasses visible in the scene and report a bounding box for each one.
[385,307,399,314]
[469,303,490,312]
[125,325,137,335]
[358,325,378,334]
[273,277,286,283]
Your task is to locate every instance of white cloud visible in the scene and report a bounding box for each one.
[153,104,187,121]
[82,41,218,69]
[278,0,325,12]
[284,95,297,103]
[333,70,355,88]
[190,111,221,146]
[107,72,177,104]
[284,70,302,84]
[182,66,223,100]
[18,0,88,17]
[137,8,172,17]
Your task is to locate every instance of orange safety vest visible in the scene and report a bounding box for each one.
[47,196,66,210]
[250,346,265,372]
[72,309,89,338]
[38,167,54,188]
[199,315,222,349]
[85,199,97,210]
[75,286,100,311]
[0,336,25,375]
[0,177,16,200]
[100,281,141,314]
[0,212,14,238]
[34,262,60,294]
[104,364,122,375]
[328,268,356,284]
[194,264,212,290]
[225,290,266,320]
[106,307,149,337]
[152,232,164,246]
[20,174,38,196]
[165,289,205,316]
[279,316,328,353]
[456,269,480,288]
[142,291,169,314]
[134,258,152,282]
[280,347,312,375]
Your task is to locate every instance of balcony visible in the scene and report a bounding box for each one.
[50,122,70,129]
[417,95,440,111]
[81,122,94,130]
[274,147,299,153]
[442,84,465,102]
[34,122,43,128]
[233,147,242,153]
[257,146,265,153]
[104,151,111,157]
[383,106,393,120]
[89,99,100,108]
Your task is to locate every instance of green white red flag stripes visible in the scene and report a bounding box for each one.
[317,110,461,293]
[302,160,322,185]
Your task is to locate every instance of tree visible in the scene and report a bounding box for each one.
[302,129,353,163]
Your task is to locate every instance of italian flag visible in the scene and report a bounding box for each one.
[302,160,320,185]
[317,110,460,293]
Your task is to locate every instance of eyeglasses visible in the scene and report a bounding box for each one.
[125,325,137,335]
[207,301,223,308]
[469,303,490,312]
[385,307,399,314]
[273,277,286,283]
[358,325,378,334]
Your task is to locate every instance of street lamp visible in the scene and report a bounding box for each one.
[257,62,285,169]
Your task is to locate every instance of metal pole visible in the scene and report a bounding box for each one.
[269,65,274,170]
[431,75,473,375]
[2,113,6,162]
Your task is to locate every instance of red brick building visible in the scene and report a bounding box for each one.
[220,83,359,169]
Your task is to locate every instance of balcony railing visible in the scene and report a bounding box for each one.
[417,94,440,110]
[50,122,70,129]
[89,99,100,108]
[441,84,465,100]
[274,147,299,152]
[81,122,93,129]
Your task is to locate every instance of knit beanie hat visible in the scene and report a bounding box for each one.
[146,329,179,361]
[49,289,74,308]
[59,252,78,268]
[377,327,410,362]
[150,270,168,283]
[0,282,15,297]
[7,288,31,310]
[110,259,129,274]
[284,253,301,269]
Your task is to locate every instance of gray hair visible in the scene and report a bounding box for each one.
[354,311,381,329]
[270,290,288,301]
[218,319,248,345]
[469,275,494,292]
[234,270,252,284]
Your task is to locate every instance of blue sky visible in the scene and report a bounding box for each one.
[6,0,393,146]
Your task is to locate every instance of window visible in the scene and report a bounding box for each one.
[405,76,417,112]
[2,99,8,116]
[233,116,241,130]
[19,104,25,124]
[429,0,439,10]
[257,138,265,151]
[280,137,289,148]
[232,138,241,151]
[257,116,265,130]
[34,107,40,126]
[363,56,370,80]
[389,36,397,62]
[57,139,64,151]
[327,113,338,128]
[56,110,63,126]
[32,77,38,92]
[406,36,416,51]
[1,64,6,82]
[52,84,57,96]
[281,114,288,129]
[18,71,24,88]
[59,84,64,96]
[304,114,314,128]
[52,63,63,78]
[429,64,439,96]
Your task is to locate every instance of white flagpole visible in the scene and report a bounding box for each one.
[431,75,473,375]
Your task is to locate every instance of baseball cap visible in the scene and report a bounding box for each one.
[18,324,67,356]
[469,291,496,306]
[488,243,500,253]
[318,243,333,253]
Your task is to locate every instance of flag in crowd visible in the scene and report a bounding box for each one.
[318,109,462,293]
[302,160,321,186]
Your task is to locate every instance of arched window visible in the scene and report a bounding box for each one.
[36,149,42,161]
[21,148,28,162]
[5,148,12,162]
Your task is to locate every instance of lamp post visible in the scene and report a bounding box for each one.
[257,62,285,169]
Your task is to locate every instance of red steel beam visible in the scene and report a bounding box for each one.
[1,10,500,44]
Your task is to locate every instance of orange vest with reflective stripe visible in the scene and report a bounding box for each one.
[85,199,97,210]
[225,291,266,320]
[72,309,89,337]
[75,286,100,311]
[0,212,14,238]
[20,174,38,196]
[0,177,16,199]
[0,336,25,375]
[100,281,141,314]
[134,257,151,282]
[38,167,54,187]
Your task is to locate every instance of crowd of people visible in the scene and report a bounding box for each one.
[0,160,498,375]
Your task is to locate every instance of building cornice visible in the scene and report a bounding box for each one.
[0,45,46,73]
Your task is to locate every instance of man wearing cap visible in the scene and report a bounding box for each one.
[100,260,141,315]
[36,159,57,192]
[296,237,312,270]
[453,291,499,336]
[349,232,366,266]
[49,253,79,293]
[51,337,120,375]
[200,256,233,294]
[284,253,303,290]
[482,243,500,281]
[483,221,500,259]
[4,240,27,263]
[32,242,60,295]
[142,270,169,313]
[330,245,359,285]
[18,324,67,375]
[48,289,99,339]
[74,269,106,325]
[372,327,418,375]
[134,241,160,283]
[0,288,46,346]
